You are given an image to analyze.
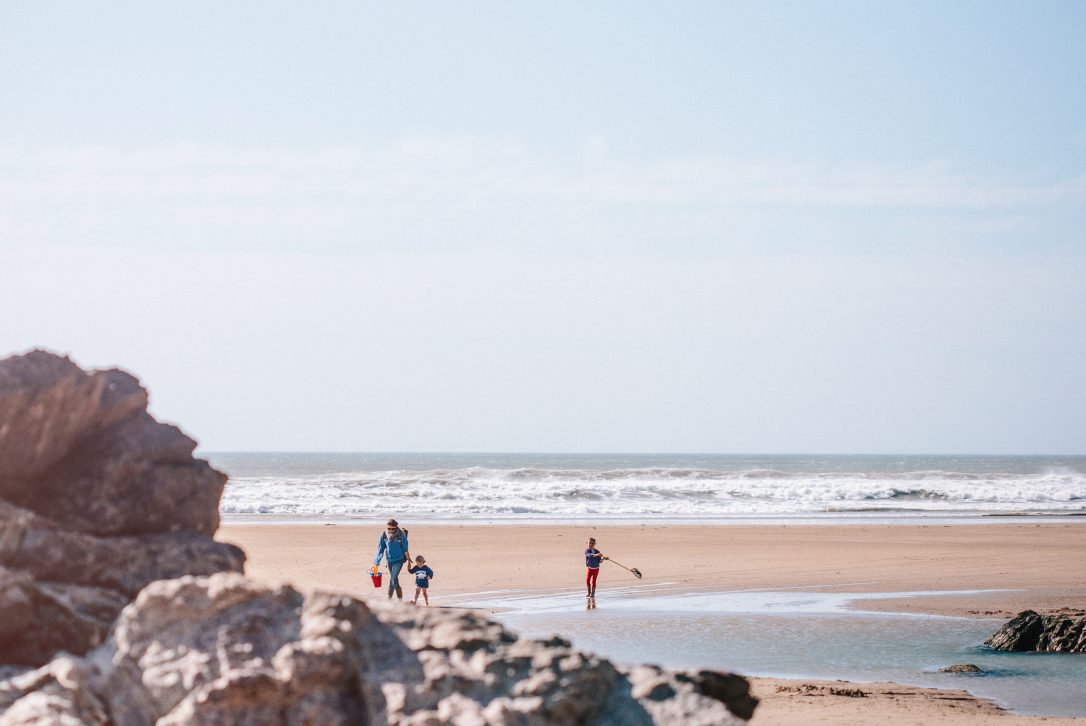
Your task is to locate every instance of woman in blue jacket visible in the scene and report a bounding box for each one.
[374,518,410,600]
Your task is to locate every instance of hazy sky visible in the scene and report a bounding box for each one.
[2,2,1084,453]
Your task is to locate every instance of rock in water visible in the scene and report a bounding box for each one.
[0,351,245,667]
[939,664,983,673]
[1,574,757,725]
[985,610,1086,653]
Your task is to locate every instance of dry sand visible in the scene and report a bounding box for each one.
[218,522,1086,724]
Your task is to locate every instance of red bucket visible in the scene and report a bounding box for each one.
[370,571,383,589]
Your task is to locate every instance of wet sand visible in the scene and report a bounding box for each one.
[748,677,1083,725]
[218,522,1086,724]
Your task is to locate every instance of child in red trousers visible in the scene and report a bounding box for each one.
[584,537,608,598]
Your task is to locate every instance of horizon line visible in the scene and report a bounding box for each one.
[196,450,1086,457]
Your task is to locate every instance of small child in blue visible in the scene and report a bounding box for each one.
[408,555,434,606]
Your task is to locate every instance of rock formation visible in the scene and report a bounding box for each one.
[985,610,1086,653]
[0,351,245,666]
[0,350,757,723]
[1,574,757,724]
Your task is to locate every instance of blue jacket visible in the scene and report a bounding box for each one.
[374,529,409,566]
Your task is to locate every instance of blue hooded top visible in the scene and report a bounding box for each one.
[374,528,410,566]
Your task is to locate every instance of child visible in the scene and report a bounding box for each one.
[408,555,434,606]
[584,537,607,598]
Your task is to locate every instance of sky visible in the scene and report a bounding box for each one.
[1,1,1084,453]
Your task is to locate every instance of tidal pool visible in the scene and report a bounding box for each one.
[453,586,1086,717]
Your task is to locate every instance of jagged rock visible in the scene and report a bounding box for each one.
[0,565,129,666]
[0,351,244,667]
[15,409,228,537]
[0,352,224,536]
[985,610,1086,653]
[939,664,983,673]
[0,353,146,482]
[1,574,756,725]
[0,656,108,725]
[1,502,242,598]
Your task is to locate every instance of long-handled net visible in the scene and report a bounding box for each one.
[607,557,642,579]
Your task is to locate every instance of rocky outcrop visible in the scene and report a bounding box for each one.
[1,574,757,725]
[0,351,245,667]
[939,664,983,673]
[0,351,226,536]
[985,610,1086,653]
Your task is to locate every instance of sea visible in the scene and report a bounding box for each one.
[205,452,1086,522]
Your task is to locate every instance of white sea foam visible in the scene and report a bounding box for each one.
[217,463,1086,518]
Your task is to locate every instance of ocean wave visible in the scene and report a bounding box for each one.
[218,465,1086,518]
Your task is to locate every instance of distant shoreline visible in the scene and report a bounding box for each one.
[220,511,1086,527]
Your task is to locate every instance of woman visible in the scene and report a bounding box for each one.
[373,518,410,600]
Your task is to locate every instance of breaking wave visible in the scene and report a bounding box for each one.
[215,456,1086,518]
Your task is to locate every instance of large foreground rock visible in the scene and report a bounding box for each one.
[0,351,244,667]
[0,574,757,725]
[985,610,1086,653]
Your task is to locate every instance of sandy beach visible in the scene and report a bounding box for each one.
[219,521,1086,724]
[220,521,1086,616]
[747,676,1082,725]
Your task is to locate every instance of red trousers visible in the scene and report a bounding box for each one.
[586,567,599,592]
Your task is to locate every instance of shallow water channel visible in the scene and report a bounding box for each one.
[456,587,1086,717]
